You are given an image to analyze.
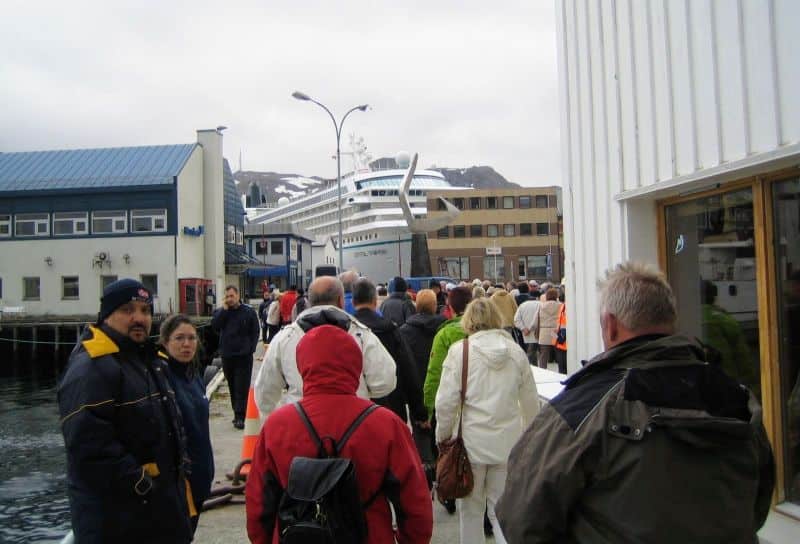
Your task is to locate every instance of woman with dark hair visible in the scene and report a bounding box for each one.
[159,314,215,534]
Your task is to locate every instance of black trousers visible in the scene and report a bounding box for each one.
[555,348,567,374]
[222,354,253,421]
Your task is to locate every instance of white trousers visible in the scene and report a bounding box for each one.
[457,463,508,544]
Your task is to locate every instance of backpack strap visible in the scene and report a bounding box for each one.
[335,404,380,455]
[293,402,327,458]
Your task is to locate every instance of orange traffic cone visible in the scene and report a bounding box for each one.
[238,385,261,477]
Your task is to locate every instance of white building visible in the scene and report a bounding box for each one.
[557,0,799,533]
[0,129,227,317]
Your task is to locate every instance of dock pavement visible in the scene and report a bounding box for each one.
[194,348,468,543]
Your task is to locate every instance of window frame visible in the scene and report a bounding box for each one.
[520,223,533,236]
[53,211,89,236]
[92,210,127,234]
[15,213,50,237]
[469,197,481,210]
[486,197,498,209]
[486,224,499,237]
[23,276,40,300]
[437,226,450,239]
[62,276,80,299]
[535,195,549,208]
[0,214,10,237]
[502,196,515,209]
[469,224,482,237]
[536,222,550,236]
[140,274,158,295]
[453,225,466,238]
[131,209,167,233]
[519,196,532,209]
[270,240,284,255]
[503,224,516,237]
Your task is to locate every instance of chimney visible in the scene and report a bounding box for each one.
[197,128,225,297]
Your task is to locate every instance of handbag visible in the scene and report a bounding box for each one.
[435,337,474,500]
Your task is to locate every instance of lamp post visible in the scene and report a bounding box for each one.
[292,91,368,272]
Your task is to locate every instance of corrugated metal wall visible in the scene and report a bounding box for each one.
[556,0,800,367]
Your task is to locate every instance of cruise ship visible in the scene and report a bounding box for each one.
[248,153,464,282]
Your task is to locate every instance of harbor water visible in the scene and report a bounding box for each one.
[0,345,71,544]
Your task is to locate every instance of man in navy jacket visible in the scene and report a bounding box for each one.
[211,284,260,428]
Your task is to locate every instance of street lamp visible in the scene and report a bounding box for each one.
[292,91,368,272]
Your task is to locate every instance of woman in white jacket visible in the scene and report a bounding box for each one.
[435,298,539,544]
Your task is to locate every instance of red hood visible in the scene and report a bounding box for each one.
[296,325,362,396]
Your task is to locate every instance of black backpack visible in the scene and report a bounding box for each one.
[278,402,380,544]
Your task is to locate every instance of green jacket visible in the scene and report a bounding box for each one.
[423,316,465,417]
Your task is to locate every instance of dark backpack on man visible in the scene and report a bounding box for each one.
[277,402,380,544]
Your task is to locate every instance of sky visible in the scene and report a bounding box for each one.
[0,1,561,187]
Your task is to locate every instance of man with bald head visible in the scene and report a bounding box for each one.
[253,275,397,418]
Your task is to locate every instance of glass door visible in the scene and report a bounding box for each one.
[664,188,762,398]
[773,177,800,504]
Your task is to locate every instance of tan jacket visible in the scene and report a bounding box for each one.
[536,300,561,345]
[496,335,774,544]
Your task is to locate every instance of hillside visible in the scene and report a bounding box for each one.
[233,163,519,206]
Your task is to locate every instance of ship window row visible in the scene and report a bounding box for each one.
[368,189,424,197]
[13,273,158,301]
[437,222,556,238]
[342,232,379,244]
[437,194,556,210]
[0,210,167,239]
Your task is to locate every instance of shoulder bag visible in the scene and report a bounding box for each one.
[435,337,474,500]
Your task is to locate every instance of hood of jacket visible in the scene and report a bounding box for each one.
[466,329,515,370]
[403,312,446,333]
[296,324,362,397]
[568,334,756,448]
[295,305,351,333]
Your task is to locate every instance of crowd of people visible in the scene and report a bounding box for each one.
[57,263,775,543]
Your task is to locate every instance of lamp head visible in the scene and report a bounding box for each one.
[292,91,311,101]
[357,104,369,111]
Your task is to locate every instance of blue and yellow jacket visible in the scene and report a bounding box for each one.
[58,324,193,544]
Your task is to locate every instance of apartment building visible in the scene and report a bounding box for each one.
[426,187,563,283]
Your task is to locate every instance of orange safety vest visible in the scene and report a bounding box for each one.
[554,303,567,351]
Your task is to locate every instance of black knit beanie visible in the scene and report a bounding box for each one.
[97,278,153,324]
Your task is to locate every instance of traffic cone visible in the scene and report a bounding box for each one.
[238,385,260,477]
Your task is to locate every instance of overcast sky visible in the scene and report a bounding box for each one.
[0,1,561,187]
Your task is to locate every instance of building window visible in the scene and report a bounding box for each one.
[270,240,283,255]
[101,275,118,291]
[526,256,548,278]
[226,225,236,243]
[520,223,533,236]
[536,222,549,235]
[92,210,127,234]
[255,240,269,255]
[535,195,549,208]
[131,209,167,233]
[437,227,449,239]
[23,277,40,300]
[140,274,158,295]
[15,213,50,237]
[519,196,532,209]
[503,224,516,237]
[53,212,89,236]
[470,197,481,209]
[487,197,497,209]
[437,199,448,211]
[453,225,466,238]
[0,214,10,237]
[483,256,505,282]
[502,196,515,209]
[487,224,499,237]
[62,276,79,299]
[469,225,482,237]
[442,257,469,280]
[236,228,244,246]
[453,198,465,210]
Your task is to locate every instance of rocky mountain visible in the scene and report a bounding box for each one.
[233,162,519,206]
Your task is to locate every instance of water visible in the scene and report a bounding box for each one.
[0,369,71,543]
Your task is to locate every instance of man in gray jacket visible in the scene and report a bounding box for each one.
[497,261,774,543]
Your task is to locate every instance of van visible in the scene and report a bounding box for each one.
[387,276,456,294]
[314,265,340,278]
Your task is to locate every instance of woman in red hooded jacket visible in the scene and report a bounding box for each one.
[245,324,433,544]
